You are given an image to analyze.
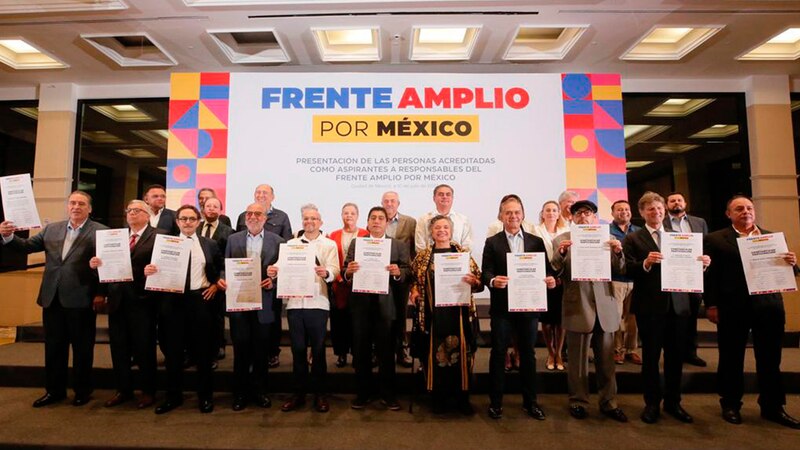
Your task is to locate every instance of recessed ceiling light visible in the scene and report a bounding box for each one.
[311,27,380,62]
[792,100,800,111]
[655,144,699,154]
[646,98,715,117]
[80,33,177,67]
[640,28,693,44]
[81,131,125,144]
[115,149,158,158]
[112,104,138,112]
[626,161,654,169]
[90,105,155,122]
[10,107,38,120]
[503,25,588,61]
[738,27,800,60]
[621,26,723,60]
[624,124,671,148]
[663,98,692,106]
[207,28,290,64]
[418,28,468,44]
[410,26,481,61]
[689,124,739,138]
[768,28,800,44]
[0,38,68,69]
[0,39,39,54]
[324,29,374,46]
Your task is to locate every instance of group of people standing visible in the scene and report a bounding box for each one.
[0,182,798,429]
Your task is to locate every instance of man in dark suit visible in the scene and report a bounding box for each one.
[219,202,283,411]
[90,199,163,409]
[197,187,231,228]
[382,190,417,368]
[0,190,108,407]
[235,183,292,368]
[144,184,179,235]
[200,196,234,360]
[624,191,710,425]
[344,206,411,411]
[704,195,800,429]
[145,204,222,414]
[481,194,555,420]
[664,192,709,367]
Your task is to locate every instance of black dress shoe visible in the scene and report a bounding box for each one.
[199,399,214,413]
[232,396,247,411]
[32,393,65,408]
[104,391,132,408]
[314,396,330,413]
[281,395,306,412]
[569,404,588,419]
[351,395,370,410]
[602,407,628,423]
[761,408,800,429]
[381,397,401,411]
[254,394,272,409]
[335,355,347,368]
[684,355,707,367]
[487,405,503,419]
[664,404,694,423]
[523,402,546,420]
[71,394,91,406]
[722,408,742,425]
[457,398,475,416]
[641,405,660,424]
[154,399,183,415]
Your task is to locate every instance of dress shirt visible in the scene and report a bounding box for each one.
[733,225,761,237]
[129,224,148,247]
[415,210,473,253]
[182,233,210,290]
[386,214,400,239]
[246,230,263,259]
[284,233,339,311]
[643,224,663,272]
[668,214,693,233]
[506,229,524,254]
[609,221,640,282]
[149,207,164,228]
[62,219,89,259]
[201,219,219,239]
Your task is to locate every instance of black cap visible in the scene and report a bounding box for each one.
[570,200,598,215]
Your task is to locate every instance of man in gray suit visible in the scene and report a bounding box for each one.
[664,192,709,367]
[381,190,416,368]
[551,200,627,422]
[0,191,107,407]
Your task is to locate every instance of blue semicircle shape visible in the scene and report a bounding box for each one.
[198,130,213,158]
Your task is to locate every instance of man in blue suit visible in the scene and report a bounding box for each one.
[219,202,284,411]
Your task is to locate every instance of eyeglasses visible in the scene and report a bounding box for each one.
[245,211,264,217]
[124,208,147,215]
[573,210,594,217]
[177,216,199,222]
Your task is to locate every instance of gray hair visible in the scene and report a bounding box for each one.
[127,199,152,216]
[558,190,579,203]
[300,203,320,216]
[638,191,665,211]
[341,202,359,214]
[428,214,454,235]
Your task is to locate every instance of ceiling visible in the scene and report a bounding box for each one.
[0,0,799,89]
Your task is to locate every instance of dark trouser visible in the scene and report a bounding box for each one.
[393,284,410,355]
[287,309,329,395]
[42,297,96,397]
[489,313,538,408]
[685,295,701,358]
[267,297,283,358]
[161,290,217,401]
[229,311,271,398]
[330,305,352,357]
[636,312,688,407]
[216,292,227,352]
[108,295,157,395]
[351,297,395,400]
[717,306,786,412]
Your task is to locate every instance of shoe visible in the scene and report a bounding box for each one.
[602,407,628,423]
[268,355,280,368]
[254,394,272,409]
[722,408,742,425]
[199,399,214,413]
[510,351,520,371]
[32,393,65,408]
[381,398,401,411]
[546,356,555,370]
[684,355,707,367]
[569,404,588,419]
[314,396,330,413]
[504,352,512,372]
[232,396,248,411]
[281,395,306,412]
[104,392,132,408]
[487,405,503,420]
[625,353,643,365]
[664,404,693,423]
[761,408,800,429]
[155,398,183,414]
[71,395,91,406]
[351,396,370,410]
[137,394,155,409]
[210,361,219,371]
[308,350,313,366]
[335,355,348,368]
[641,405,660,424]
[396,351,413,368]
[216,347,226,360]
[614,353,624,365]
[555,361,565,371]
[523,402,546,420]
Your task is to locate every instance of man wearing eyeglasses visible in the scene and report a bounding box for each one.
[89,200,165,409]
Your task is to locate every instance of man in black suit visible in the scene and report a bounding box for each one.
[90,199,163,409]
[219,202,283,411]
[344,206,411,411]
[197,187,231,228]
[235,183,292,368]
[145,205,222,414]
[624,191,710,425]
[664,192,709,367]
[482,194,555,420]
[704,195,800,429]
[200,196,234,360]
[1,191,108,407]
[144,184,179,236]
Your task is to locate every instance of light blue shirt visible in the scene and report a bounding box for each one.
[505,229,524,253]
[246,230,264,259]
[62,219,88,259]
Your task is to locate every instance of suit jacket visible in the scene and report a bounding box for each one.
[388,213,417,259]
[218,214,232,228]
[200,220,233,256]
[156,208,179,236]
[193,235,223,288]
[6,219,108,308]
[344,236,411,321]
[328,227,369,309]
[703,226,789,316]
[663,214,708,234]
[481,230,554,318]
[623,227,691,316]
[235,207,292,240]
[106,225,165,313]
[223,230,285,324]
[551,232,623,333]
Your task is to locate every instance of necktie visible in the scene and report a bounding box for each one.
[652,230,661,249]
[185,236,193,292]
[129,233,138,251]
[204,223,212,238]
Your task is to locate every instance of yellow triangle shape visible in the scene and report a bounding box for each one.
[167,131,197,159]
[198,102,227,130]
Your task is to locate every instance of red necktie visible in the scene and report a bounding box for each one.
[129,233,138,251]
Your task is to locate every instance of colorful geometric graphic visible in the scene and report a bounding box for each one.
[167,73,229,211]
[562,73,626,222]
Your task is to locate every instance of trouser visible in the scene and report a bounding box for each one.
[229,310,271,398]
[108,294,157,395]
[330,304,352,357]
[393,284,410,355]
[489,313,538,408]
[351,297,395,400]
[567,319,617,409]
[216,292,227,352]
[42,297,96,397]
[267,297,283,358]
[612,281,637,354]
[636,311,688,407]
[685,295,701,358]
[287,309,329,395]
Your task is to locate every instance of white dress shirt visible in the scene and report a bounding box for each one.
[182,233,210,290]
[149,207,164,228]
[284,233,339,311]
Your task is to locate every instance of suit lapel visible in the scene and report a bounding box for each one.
[63,221,91,262]
[134,225,154,255]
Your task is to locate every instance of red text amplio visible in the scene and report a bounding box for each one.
[397,87,530,109]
